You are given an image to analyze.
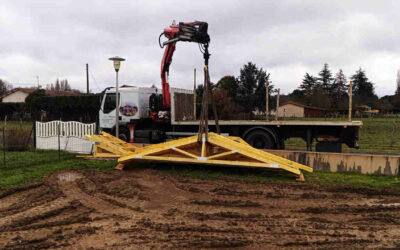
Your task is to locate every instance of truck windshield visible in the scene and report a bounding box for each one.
[103,93,119,113]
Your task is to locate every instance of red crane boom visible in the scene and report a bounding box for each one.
[159,21,210,109]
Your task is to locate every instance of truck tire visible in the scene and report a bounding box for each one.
[118,127,130,142]
[245,130,275,149]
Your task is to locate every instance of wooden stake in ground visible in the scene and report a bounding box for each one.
[3,115,7,168]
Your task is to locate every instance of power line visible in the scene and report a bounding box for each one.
[89,71,102,93]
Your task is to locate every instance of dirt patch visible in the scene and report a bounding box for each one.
[0,168,400,248]
[191,199,262,207]
[210,186,263,196]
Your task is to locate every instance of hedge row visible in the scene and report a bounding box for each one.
[31,95,102,122]
[0,103,29,120]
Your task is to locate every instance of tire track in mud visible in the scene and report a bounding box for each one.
[1,169,400,248]
[0,198,71,230]
[0,185,61,219]
[57,172,133,217]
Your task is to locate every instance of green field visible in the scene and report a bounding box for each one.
[285,118,400,153]
[1,149,400,190]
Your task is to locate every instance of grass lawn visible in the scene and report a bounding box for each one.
[0,149,116,189]
[285,117,400,153]
[0,149,399,190]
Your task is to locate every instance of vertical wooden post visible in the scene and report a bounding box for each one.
[3,116,7,168]
[194,68,196,120]
[86,63,89,94]
[348,81,353,122]
[275,88,280,121]
[266,84,269,121]
[33,120,36,149]
[58,121,61,160]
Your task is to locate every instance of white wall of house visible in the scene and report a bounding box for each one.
[2,91,29,103]
[277,104,304,117]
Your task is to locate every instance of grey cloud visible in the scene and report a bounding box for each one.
[1,0,400,96]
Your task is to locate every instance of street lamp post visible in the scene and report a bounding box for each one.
[109,56,125,138]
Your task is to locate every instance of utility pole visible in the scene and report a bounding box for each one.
[86,64,89,94]
[194,68,196,120]
[266,83,269,121]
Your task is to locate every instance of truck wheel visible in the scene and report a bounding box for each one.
[245,130,275,149]
[118,127,130,142]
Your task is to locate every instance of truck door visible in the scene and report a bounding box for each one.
[99,92,119,129]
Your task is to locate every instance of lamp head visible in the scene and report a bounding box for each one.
[109,56,125,72]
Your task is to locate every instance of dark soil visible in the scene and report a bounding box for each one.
[1,168,400,249]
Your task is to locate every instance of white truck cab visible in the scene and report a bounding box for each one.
[99,86,157,130]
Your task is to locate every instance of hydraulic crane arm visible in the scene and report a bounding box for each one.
[159,21,210,109]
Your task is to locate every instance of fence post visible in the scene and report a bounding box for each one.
[58,121,61,160]
[266,83,269,121]
[275,88,280,121]
[3,116,7,168]
[2,127,6,168]
[33,120,36,149]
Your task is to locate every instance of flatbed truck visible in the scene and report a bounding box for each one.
[99,86,361,153]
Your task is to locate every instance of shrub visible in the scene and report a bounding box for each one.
[4,128,32,151]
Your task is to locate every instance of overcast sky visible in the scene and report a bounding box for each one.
[1,0,399,96]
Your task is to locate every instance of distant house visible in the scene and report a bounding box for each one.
[277,101,327,118]
[1,88,81,103]
[1,88,38,103]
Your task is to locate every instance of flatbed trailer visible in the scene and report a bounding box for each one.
[170,120,361,153]
[166,88,360,152]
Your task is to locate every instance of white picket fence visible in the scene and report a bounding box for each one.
[35,121,96,154]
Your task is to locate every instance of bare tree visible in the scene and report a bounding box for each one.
[60,80,65,91]
[55,78,60,91]
[0,79,13,96]
[67,79,71,90]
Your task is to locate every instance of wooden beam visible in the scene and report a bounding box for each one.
[207,150,237,160]
[171,147,198,159]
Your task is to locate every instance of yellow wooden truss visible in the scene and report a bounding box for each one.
[117,132,312,177]
[80,132,136,158]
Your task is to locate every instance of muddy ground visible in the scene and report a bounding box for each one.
[1,168,400,249]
